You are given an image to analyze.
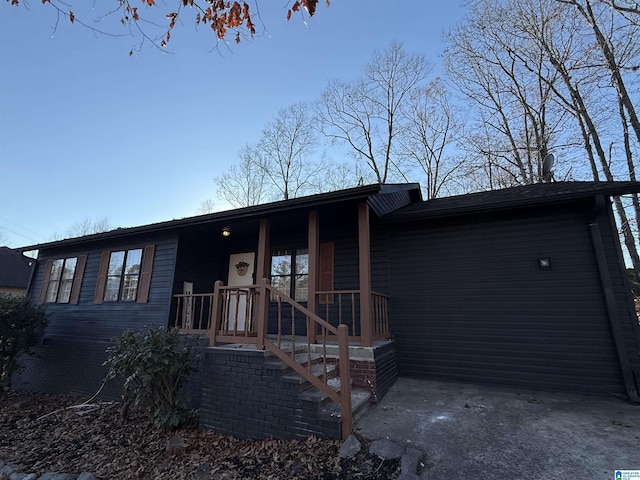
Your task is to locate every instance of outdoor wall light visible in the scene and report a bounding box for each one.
[536,257,552,270]
[221,226,231,237]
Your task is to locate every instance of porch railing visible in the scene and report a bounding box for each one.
[314,290,390,341]
[173,293,215,334]
[209,279,352,439]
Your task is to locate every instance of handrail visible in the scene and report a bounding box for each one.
[259,279,352,440]
[174,280,354,439]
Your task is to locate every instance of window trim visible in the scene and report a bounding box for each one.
[39,255,87,305]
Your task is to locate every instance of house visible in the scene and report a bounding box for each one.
[0,246,35,296]
[13,182,640,440]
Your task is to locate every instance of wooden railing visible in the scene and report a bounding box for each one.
[315,290,390,341]
[173,293,216,334]
[174,279,352,439]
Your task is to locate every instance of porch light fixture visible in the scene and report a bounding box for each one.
[536,257,552,270]
[221,226,231,237]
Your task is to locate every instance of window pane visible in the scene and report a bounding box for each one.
[125,249,142,274]
[271,252,292,276]
[295,274,308,302]
[50,259,63,281]
[58,280,73,303]
[121,275,139,301]
[61,258,77,281]
[45,280,59,303]
[295,249,309,275]
[108,251,125,276]
[104,276,121,302]
[271,275,291,298]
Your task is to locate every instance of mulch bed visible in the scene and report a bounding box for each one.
[0,393,399,479]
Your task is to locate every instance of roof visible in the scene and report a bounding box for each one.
[385,181,640,222]
[20,183,421,251]
[0,247,34,288]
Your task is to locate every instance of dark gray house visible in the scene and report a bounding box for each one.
[14,182,640,439]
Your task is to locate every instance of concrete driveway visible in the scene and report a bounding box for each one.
[353,377,640,480]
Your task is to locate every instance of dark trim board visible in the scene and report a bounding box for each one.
[388,199,640,398]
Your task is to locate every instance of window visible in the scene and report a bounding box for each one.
[94,245,155,304]
[271,248,309,302]
[44,258,77,303]
[103,249,143,302]
[39,255,87,305]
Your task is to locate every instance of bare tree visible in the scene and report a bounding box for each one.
[445,0,573,186]
[255,103,324,200]
[315,42,431,184]
[398,78,467,199]
[214,144,271,208]
[195,199,216,215]
[52,216,112,240]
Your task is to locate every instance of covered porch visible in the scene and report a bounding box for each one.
[171,202,391,347]
[170,197,396,440]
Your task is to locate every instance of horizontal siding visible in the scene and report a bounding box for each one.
[389,204,627,395]
[31,235,178,342]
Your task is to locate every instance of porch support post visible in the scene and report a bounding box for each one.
[358,202,373,347]
[307,210,319,344]
[256,218,270,281]
[255,218,270,350]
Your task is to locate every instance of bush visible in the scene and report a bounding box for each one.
[104,326,194,430]
[0,294,48,397]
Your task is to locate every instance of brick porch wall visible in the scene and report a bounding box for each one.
[198,347,341,440]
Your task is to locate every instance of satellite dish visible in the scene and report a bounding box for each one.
[542,153,555,182]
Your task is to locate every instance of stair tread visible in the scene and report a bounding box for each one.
[281,363,337,384]
[317,389,372,421]
[264,352,323,371]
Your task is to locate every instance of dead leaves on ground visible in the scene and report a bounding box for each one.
[0,393,398,479]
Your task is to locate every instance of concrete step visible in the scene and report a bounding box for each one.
[263,352,323,372]
[281,362,338,390]
[298,375,344,407]
[317,389,372,423]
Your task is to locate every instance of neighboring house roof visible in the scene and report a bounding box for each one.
[385,181,640,222]
[19,183,422,251]
[0,246,35,289]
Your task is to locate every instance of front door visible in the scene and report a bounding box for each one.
[226,252,256,332]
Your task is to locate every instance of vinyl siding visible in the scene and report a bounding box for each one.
[388,201,631,395]
[31,235,178,342]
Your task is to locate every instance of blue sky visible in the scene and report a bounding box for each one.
[0,1,466,248]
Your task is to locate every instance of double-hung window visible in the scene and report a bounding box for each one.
[44,257,77,303]
[94,245,155,304]
[270,248,309,302]
[103,249,143,302]
[39,255,87,305]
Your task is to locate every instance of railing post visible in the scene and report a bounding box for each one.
[337,324,352,440]
[256,278,269,350]
[209,280,224,347]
